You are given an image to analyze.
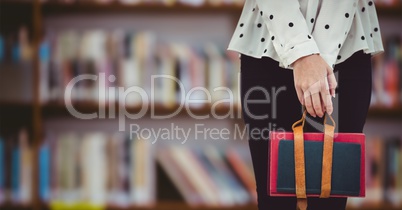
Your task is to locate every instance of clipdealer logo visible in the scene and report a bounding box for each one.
[64,72,338,135]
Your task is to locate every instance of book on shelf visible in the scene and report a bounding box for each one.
[80,133,108,207]
[0,137,4,204]
[171,146,221,206]
[384,137,402,206]
[39,29,240,110]
[10,139,20,203]
[348,135,402,208]
[201,145,250,205]
[0,129,401,208]
[0,36,4,63]
[36,131,156,208]
[194,148,233,205]
[38,137,51,202]
[371,35,402,108]
[226,145,257,204]
[156,145,255,207]
[0,27,34,103]
[156,146,203,206]
[9,129,33,204]
[18,130,33,204]
[0,129,33,205]
[129,134,156,206]
[105,133,126,206]
[358,136,385,207]
[0,27,33,64]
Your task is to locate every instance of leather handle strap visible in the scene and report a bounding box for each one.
[291,111,336,209]
[296,198,307,210]
[292,112,307,210]
[294,125,307,198]
[320,115,335,198]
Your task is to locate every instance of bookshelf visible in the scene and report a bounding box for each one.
[1,202,402,210]
[40,2,243,14]
[0,1,401,210]
[1,1,401,16]
[367,106,402,120]
[40,102,242,119]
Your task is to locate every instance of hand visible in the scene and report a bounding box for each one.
[292,54,337,117]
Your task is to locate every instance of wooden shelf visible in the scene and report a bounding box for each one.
[2,1,400,17]
[41,101,242,119]
[41,2,243,15]
[25,201,259,210]
[376,3,402,16]
[52,202,257,210]
[0,100,33,108]
[348,205,402,210]
[0,0,35,33]
[1,202,401,210]
[0,203,34,210]
[33,101,402,120]
[2,0,401,17]
[2,100,400,120]
[367,105,402,120]
[0,0,33,6]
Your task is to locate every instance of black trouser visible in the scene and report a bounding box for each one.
[240,51,372,210]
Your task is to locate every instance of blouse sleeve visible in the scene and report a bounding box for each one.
[311,0,358,69]
[255,0,320,67]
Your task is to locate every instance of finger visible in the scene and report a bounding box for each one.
[304,91,316,117]
[321,96,326,113]
[295,87,304,105]
[327,70,337,98]
[306,81,321,117]
[320,79,333,115]
[325,92,333,115]
[311,92,324,118]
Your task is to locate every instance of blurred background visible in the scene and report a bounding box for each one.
[0,0,401,210]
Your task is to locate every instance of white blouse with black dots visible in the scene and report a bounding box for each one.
[228,0,384,69]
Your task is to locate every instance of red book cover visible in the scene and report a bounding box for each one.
[269,132,365,197]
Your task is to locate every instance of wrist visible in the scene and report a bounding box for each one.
[293,53,320,68]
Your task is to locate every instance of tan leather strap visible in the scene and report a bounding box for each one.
[320,115,335,198]
[292,111,307,197]
[293,125,307,198]
[291,111,336,209]
[296,198,307,210]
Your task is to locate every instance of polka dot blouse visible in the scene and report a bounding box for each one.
[228,0,384,69]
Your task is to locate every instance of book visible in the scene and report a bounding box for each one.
[120,33,143,107]
[39,138,51,202]
[397,140,402,207]
[365,136,385,206]
[202,146,250,205]
[80,133,108,207]
[11,140,20,202]
[41,29,241,110]
[169,146,220,206]
[156,147,202,206]
[39,38,51,102]
[194,148,234,206]
[129,135,156,206]
[384,137,402,206]
[18,129,32,204]
[226,146,257,204]
[371,35,402,108]
[153,44,177,108]
[204,43,226,105]
[0,35,4,62]
[0,137,4,203]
